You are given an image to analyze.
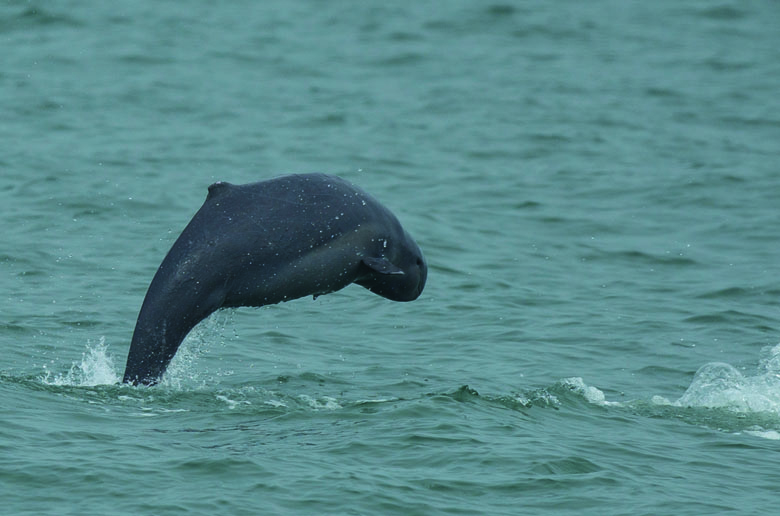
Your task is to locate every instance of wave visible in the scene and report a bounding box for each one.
[477,345,780,440]
[0,5,83,33]
[16,335,780,439]
[551,344,780,440]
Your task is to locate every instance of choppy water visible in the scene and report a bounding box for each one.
[3,1,780,514]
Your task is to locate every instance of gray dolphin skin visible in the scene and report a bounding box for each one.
[122,173,427,385]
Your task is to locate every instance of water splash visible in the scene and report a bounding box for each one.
[663,344,780,414]
[675,362,780,413]
[560,377,621,407]
[41,337,121,386]
[643,344,780,439]
[526,361,780,440]
[160,311,235,389]
[509,377,618,409]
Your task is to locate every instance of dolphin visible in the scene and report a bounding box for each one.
[122,173,426,385]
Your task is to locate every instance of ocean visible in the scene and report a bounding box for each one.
[2,1,780,514]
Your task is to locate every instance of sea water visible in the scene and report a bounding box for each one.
[2,1,780,514]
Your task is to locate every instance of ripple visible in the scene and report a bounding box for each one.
[697,6,748,20]
[1,6,83,31]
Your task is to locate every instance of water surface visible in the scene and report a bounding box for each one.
[2,1,780,514]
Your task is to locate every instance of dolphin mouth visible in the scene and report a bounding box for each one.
[415,258,427,298]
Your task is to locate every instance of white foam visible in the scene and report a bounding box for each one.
[561,377,621,406]
[744,429,780,440]
[298,394,342,410]
[215,394,252,409]
[355,397,398,404]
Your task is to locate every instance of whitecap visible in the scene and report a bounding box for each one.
[561,377,621,406]
[298,394,342,410]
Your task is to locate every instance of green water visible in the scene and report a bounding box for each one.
[3,1,780,514]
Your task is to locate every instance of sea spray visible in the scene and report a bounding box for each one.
[41,337,120,386]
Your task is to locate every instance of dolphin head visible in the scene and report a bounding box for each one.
[356,230,427,302]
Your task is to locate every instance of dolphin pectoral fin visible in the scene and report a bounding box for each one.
[362,256,405,275]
